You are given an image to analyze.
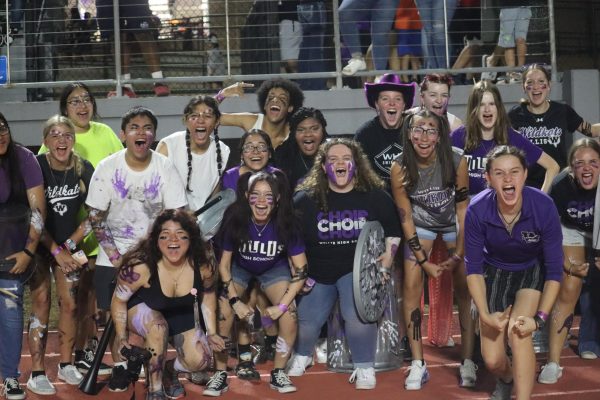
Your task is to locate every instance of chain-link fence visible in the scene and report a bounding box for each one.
[0,0,556,101]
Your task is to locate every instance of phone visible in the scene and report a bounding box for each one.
[71,250,88,265]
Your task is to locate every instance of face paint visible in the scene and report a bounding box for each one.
[29,316,47,339]
[115,283,134,301]
[119,265,140,284]
[248,192,274,205]
[30,208,44,235]
[325,160,355,185]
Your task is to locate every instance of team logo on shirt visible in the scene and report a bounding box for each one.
[519,126,563,148]
[317,209,367,242]
[45,184,81,216]
[521,231,540,244]
[374,143,402,176]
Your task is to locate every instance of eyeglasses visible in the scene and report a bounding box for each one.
[0,125,8,136]
[410,126,439,137]
[242,143,268,153]
[46,130,75,141]
[67,97,93,107]
[187,112,216,122]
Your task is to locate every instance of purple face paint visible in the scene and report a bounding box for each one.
[144,173,161,200]
[248,192,273,205]
[111,168,129,199]
[325,160,356,186]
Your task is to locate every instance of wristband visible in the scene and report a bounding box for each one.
[51,246,63,257]
[533,314,545,331]
[278,303,289,313]
[451,254,462,262]
[63,238,77,252]
[215,90,225,104]
[416,258,427,266]
[23,248,35,259]
[109,253,121,262]
[536,310,549,322]
[228,296,240,307]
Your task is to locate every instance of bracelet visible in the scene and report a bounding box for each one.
[51,246,63,257]
[23,248,35,259]
[416,258,427,266]
[536,310,549,322]
[228,296,240,307]
[451,254,463,262]
[215,90,225,104]
[278,303,288,313]
[63,238,77,252]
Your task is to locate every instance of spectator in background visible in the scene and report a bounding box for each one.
[206,34,226,91]
[389,0,422,84]
[415,0,458,69]
[339,0,400,76]
[96,0,170,97]
[297,0,327,90]
[278,1,302,74]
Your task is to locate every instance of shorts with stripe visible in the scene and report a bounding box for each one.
[484,262,544,313]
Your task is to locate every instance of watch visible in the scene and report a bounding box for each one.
[533,314,545,331]
[64,238,77,252]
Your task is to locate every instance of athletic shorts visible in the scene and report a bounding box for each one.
[279,20,303,61]
[96,0,155,37]
[561,223,592,247]
[232,262,291,292]
[94,264,117,310]
[498,7,532,48]
[415,225,456,242]
[484,262,544,313]
[396,29,423,57]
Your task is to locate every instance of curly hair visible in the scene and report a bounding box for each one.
[182,95,224,191]
[296,138,385,212]
[464,80,510,153]
[398,109,456,192]
[217,170,299,251]
[256,78,304,120]
[59,82,100,121]
[119,209,211,280]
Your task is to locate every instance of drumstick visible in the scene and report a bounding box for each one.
[0,288,18,299]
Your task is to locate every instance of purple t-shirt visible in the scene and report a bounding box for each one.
[221,221,305,275]
[0,145,44,203]
[450,126,543,195]
[221,165,280,191]
[464,187,563,282]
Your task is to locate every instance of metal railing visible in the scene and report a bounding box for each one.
[0,0,556,101]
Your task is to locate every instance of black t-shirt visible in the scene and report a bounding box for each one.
[274,137,314,191]
[509,101,583,188]
[37,155,94,245]
[293,188,401,284]
[354,117,402,190]
[549,171,595,232]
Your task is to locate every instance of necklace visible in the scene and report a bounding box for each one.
[161,261,187,290]
[498,208,521,235]
[252,219,270,237]
[46,153,70,189]
[298,152,310,173]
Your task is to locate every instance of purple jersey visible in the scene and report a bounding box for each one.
[450,126,542,195]
[464,187,563,282]
[0,145,43,202]
[222,221,305,275]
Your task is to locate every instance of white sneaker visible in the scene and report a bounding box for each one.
[459,359,478,388]
[314,339,327,364]
[286,354,313,377]
[348,367,376,390]
[405,360,429,390]
[538,362,563,384]
[480,55,497,81]
[342,57,366,76]
[58,364,84,385]
[580,351,598,360]
[26,374,56,395]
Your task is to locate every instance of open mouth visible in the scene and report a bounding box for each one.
[134,138,147,151]
[335,166,347,178]
[55,145,69,158]
[580,172,594,186]
[386,108,398,117]
[194,127,208,140]
[301,139,316,153]
[253,204,269,217]
[501,185,516,200]
[269,104,281,112]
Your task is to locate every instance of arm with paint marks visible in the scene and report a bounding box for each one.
[40,217,92,274]
[88,207,122,267]
[110,263,151,348]
[263,253,308,321]
[578,120,600,138]
[218,249,253,319]
[378,237,400,271]
[390,162,444,278]
[200,263,225,351]
[8,184,46,274]
[441,157,470,270]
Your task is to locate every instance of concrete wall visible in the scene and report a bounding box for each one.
[2,70,599,149]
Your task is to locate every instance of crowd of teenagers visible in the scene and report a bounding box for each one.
[1,67,600,400]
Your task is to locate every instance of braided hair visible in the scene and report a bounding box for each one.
[182,95,223,192]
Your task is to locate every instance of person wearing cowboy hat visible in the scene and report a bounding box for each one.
[354,73,417,189]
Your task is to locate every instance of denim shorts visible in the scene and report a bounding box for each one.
[415,225,457,242]
[232,262,291,291]
[561,223,592,247]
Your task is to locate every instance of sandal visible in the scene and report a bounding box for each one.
[235,360,261,381]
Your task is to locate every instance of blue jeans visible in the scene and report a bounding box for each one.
[296,272,377,366]
[415,0,458,69]
[0,276,25,379]
[579,272,600,355]
[338,0,400,70]
[297,1,327,90]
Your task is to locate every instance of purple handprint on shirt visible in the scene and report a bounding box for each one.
[144,173,161,200]
[112,169,129,199]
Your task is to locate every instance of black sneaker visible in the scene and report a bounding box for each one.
[270,368,297,394]
[2,377,25,400]
[202,371,228,397]
[108,365,129,392]
[265,342,276,361]
[75,348,113,376]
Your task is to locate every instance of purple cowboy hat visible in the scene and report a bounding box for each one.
[364,74,417,109]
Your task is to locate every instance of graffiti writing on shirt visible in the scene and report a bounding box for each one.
[519,126,563,148]
[317,210,367,240]
[112,169,130,199]
[239,240,284,262]
[521,231,541,243]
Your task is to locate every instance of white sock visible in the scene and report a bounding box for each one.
[121,73,133,90]
[151,71,164,79]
